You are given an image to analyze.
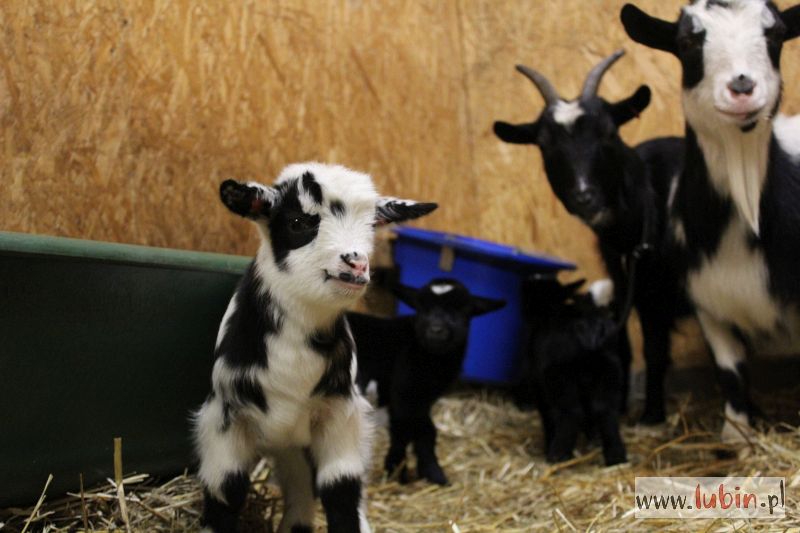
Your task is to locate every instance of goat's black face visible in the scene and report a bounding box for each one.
[495,86,651,229]
[521,275,586,319]
[394,279,505,355]
[539,100,622,226]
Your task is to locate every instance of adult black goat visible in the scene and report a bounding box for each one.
[494,50,688,424]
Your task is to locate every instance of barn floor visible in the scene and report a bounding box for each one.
[1,387,798,533]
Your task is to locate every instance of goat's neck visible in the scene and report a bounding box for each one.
[687,116,771,235]
[598,151,651,252]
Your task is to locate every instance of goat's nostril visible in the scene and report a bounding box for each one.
[575,191,594,206]
[728,76,756,96]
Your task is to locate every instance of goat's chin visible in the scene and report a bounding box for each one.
[326,280,368,301]
[584,210,613,229]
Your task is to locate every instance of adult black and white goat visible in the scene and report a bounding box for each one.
[348,279,505,485]
[193,163,437,533]
[494,51,687,424]
[621,0,800,441]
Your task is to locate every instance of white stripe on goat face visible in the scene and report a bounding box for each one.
[681,0,782,130]
[552,100,585,129]
[430,284,455,295]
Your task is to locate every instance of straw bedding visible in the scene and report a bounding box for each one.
[1,386,798,533]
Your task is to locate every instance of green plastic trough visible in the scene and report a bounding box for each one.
[0,231,250,506]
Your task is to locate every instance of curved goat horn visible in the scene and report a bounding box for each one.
[515,64,560,106]
[581,49,625,101]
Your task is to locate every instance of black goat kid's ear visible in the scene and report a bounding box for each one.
[220,179,276,220]
[563,278,586,295]
[782,5,800,41]
[493,121,539,145]
[392,284,420,310]
[375,198,438,226]
[470,296,506,317]
[610,85,651,127]
[620,4,678,56]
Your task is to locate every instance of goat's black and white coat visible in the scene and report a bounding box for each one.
[494,51,687,424]
[622,0,800,441]
[194,162,437,533]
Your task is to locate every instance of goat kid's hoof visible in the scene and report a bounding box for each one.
[385,464,410,484]
[418,464,448,486]
[638,409,666,426]
[603,451,627,466]
[546,451,574,464]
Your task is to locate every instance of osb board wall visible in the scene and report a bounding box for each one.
[3,0,799,366]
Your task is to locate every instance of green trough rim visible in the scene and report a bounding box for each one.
[0,231,251,274]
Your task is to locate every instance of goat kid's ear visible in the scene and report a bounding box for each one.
[610,85,652,127]
[620,4,678,56]
[782,5,800,41]
[392,284,420,310]
[563,278,587,295]
[470,295,506,317]
[220,179,276,220]
[493,121,540,145]
[375,198,438,226]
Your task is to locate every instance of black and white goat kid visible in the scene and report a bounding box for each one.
[194,163,437,533]
[494,51,687,424]
[519,276,627,466]
[622,0,800,441]
[348,279,505,485]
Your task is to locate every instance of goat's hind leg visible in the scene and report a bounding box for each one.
[195,398,257,533]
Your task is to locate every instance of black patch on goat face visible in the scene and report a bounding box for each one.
[676,14,706,89]
[330,199,346,218]
[302,171,323,205]
[765,4,787,68]
[311,317,354,398]
[216,262,281,369]
[268,179,321,270]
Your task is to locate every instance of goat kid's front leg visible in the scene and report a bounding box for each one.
[412,413,447,485]
[195,398,257,533]
[312,396,372,533]
[385,413,412,483]
[697,311,755,445]
[273,448,316,533]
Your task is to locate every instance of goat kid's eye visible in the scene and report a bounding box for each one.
[288,216,315,233]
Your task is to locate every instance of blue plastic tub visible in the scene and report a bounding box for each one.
[392,227,575,384]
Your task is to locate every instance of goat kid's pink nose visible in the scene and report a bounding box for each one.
[340,253,369,275]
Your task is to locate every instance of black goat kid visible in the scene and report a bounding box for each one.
[494,50,688,424]
[348,279,505,485]
[520,276,627,466]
